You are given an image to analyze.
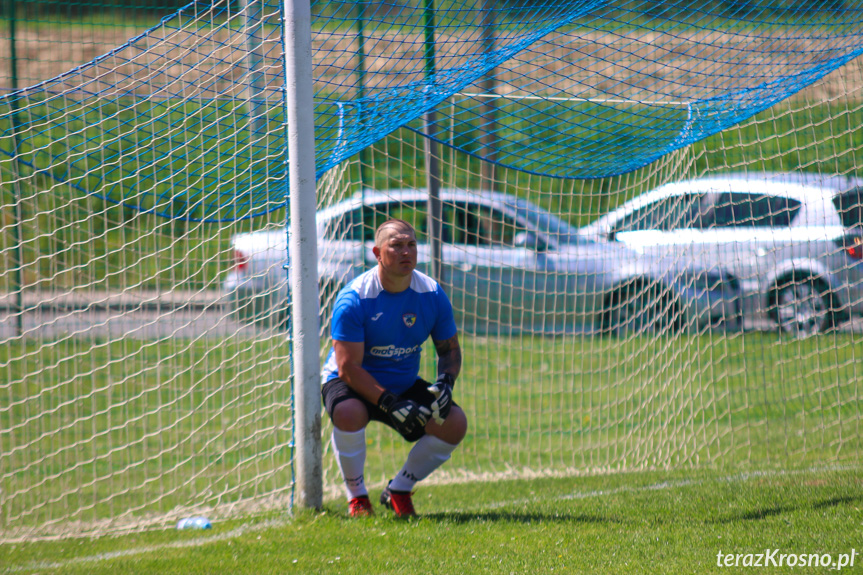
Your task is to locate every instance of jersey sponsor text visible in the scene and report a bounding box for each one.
[369,344,421,359]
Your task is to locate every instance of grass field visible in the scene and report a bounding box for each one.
[2,10,862,572]
[0,465,859,574]
[2,332,861,544]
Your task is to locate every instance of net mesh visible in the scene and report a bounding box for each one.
[1,0,862,540]
[315,102,862,498]
[3,1,863,219]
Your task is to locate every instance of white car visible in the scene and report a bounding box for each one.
[579,173,863,335]
[224,189,741,335]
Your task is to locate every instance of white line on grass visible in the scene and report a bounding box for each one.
[449,478,702,514]
[3,464,857,573]
[437,464,858,514]
[2,518,290,574]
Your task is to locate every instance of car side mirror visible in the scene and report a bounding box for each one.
[607,229,617,242]
[514,231,547,252]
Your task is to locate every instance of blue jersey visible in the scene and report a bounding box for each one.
[321,267,457,394]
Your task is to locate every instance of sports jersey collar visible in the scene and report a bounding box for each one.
[350,267,438,299]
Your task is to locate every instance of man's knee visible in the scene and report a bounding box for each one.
[428,405,467,445]
[448,406,468,442]
[331,398,370,432]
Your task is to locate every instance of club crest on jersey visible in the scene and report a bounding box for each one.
[402,313,417,328]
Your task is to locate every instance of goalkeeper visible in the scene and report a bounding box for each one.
[321,219,467,518]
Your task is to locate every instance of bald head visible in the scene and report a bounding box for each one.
[374,219,416,248]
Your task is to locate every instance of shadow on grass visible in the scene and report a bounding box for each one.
[710,495,860,524]
[811,495,858,509]
[422,510,620,524]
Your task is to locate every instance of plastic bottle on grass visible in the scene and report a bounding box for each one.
[176,516,212,530]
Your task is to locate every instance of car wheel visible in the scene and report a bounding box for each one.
[771,276,832,337]
[604,281,679,337]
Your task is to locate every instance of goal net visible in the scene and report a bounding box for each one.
[2,0,862,540]
[317,74,863,497]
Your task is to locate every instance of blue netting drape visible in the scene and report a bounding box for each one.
[1,0,862,220]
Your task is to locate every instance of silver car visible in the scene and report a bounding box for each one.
[223,189,741,335]
[579,173,863,336]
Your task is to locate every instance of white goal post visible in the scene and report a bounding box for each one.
[283,0,323,512]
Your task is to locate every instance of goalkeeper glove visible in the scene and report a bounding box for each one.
[378,392,431,436]
[427,373,454,425]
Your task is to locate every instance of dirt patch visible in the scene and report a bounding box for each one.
[2,22,861,103]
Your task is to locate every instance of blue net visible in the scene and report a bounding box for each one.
[2,0,862,220]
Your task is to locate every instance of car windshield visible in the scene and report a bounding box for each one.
[323,195,590,247]
[510,197,587,245]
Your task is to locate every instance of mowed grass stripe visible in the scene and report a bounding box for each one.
[0,465,858,574]
[2,332,861,534]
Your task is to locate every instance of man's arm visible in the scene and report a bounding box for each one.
[433,333,462,381]
[333,340,387,404]
[334,339,432,434]
[426,333,461,425]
